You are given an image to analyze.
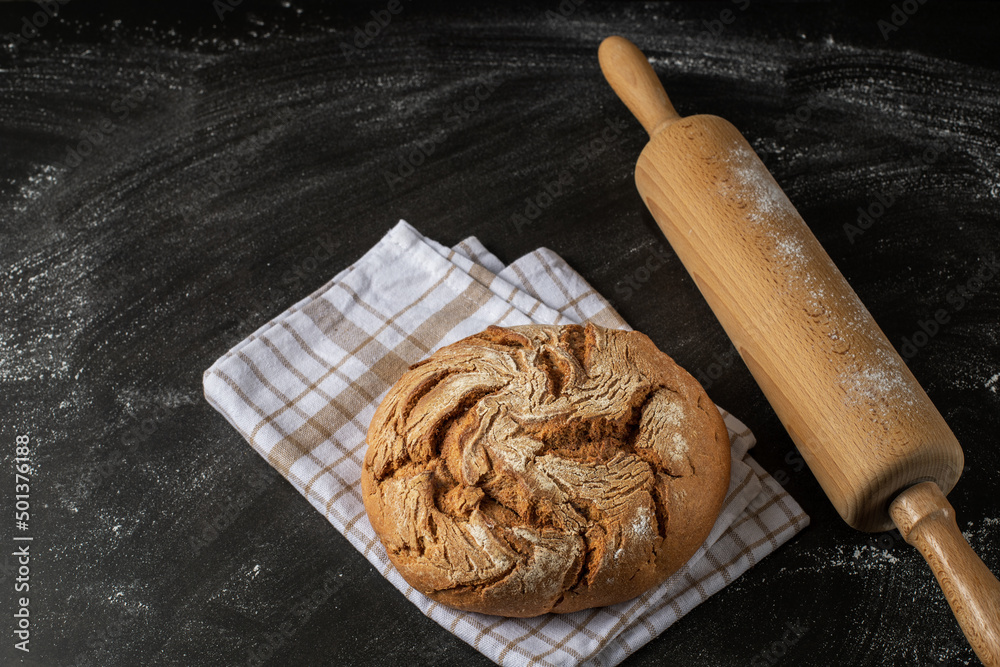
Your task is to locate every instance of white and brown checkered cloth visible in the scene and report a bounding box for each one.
[204,220,809,667]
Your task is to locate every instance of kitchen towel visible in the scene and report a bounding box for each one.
[203,220,809,667]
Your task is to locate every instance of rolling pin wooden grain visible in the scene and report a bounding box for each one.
[598,35,1000,665]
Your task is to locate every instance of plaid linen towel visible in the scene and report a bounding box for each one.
[203,220,809,667]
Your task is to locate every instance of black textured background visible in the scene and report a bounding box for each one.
[2,1,999,666]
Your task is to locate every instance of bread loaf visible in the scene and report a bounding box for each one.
[361,323,730,617]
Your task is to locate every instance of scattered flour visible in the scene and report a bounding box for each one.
[724,144,798,227]
[653,400,689,465]
[667,432,688,466]
[630,505,652,538]
[839,350,916,410]
[12,164,61,213]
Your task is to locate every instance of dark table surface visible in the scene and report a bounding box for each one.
[2,1,999,665]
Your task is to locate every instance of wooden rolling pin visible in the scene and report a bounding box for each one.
[598,35,1000,665]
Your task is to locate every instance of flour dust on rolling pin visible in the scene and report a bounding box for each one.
[709,138,916,442]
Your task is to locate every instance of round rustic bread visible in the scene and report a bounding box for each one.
[361,323,731,617]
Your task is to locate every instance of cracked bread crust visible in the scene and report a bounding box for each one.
[361,323,731,617]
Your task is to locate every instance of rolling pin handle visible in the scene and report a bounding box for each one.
[890,482,1000,667]
[598,36,681,137]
